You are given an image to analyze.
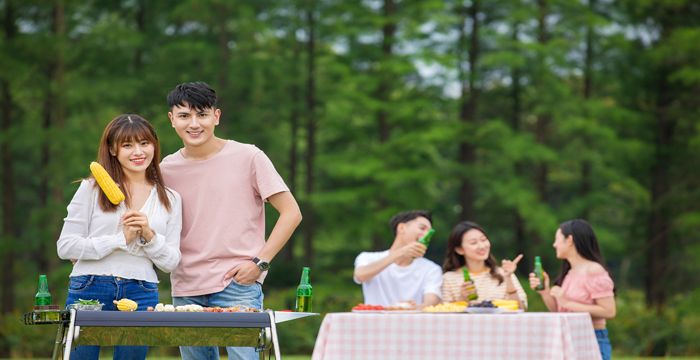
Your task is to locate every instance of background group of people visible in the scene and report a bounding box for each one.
[354,211,616,360]
[56,82,302,360]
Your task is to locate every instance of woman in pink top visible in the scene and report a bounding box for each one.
[529,219,616,360]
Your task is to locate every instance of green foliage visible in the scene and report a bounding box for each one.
[0,311,56,358]
[264,277,362,355]
[1,0,699,356]
[610,289,700,356]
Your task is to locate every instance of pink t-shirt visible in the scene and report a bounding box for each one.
[161,140,289,296]
[558,271,615,328]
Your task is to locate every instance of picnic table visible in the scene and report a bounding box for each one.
[312,311,601,360]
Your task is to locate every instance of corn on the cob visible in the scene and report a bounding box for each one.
[492,299,520,310]
[89,162,125,205]
[113,298,138,311]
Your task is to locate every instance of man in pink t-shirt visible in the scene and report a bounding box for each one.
[161,82,302,360]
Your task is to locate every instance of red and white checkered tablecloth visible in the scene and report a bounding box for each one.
[311,312,601,360]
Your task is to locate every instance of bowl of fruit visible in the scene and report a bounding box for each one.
[465,300,501,314]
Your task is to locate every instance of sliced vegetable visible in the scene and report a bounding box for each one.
[76,299,101,305]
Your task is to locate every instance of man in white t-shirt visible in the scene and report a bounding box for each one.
[353,210,442,307]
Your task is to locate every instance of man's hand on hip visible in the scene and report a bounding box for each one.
[224,262,261,285]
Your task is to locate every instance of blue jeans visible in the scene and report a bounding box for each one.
[64,275,159,360]
[173,280,264,360]
[595,329,612,360]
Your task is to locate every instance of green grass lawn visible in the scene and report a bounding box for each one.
[186,357,697,360]
[10,355,700,360]
[616,358,700,360]
[154,358,697,360]
[9,357,313,360]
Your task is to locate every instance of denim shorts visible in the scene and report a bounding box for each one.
[595,329,612,360]
[173,280,264,360]
[64,275,159,360]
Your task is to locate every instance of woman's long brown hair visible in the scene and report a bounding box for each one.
[553,219,614,290]
[94,114,171,212]
[442,221,504,285]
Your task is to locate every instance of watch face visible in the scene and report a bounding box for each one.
[253,257,269,271]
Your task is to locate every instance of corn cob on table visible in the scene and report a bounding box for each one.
[25,309,317,360]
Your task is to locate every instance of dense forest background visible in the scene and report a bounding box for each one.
[1,0,699,357]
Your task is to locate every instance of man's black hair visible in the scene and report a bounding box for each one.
[389,210,432,236]
[167,82,217,111]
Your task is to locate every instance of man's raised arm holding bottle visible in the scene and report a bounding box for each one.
[353,210,442,307]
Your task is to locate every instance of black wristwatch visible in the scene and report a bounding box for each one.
[251,257,270,272]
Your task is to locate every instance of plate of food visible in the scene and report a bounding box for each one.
[351,302,421,313]
[423,301,468,313]
[465,300,501,314]
[70,299,104,311]
[351,304,385,313]
[491,299,522,313]
[465,300,523,314]
[383,301,418,312]
[464,307,502,314]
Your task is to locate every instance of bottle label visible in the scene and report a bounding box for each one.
[296,295,312,312]
[534,264,545,290]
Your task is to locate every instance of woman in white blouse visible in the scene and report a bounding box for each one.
[57,114,181,360]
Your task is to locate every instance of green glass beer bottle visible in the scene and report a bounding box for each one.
[534,256,545,291]
[35,274,52,306]
[417,228,436,247]
[462,268,478,301]
[295,267,312,312]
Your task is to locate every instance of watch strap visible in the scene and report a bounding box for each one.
[252,257,270,271]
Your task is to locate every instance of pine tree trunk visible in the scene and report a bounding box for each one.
[38,0,66,274]
[457,0,480,221]
[0,1,17,356]
[0,81,15,357]
[510,23,528,274]
[646,67,673,311]
[376,0,394,144]
[371,0,395,251]
[216,3,231,135]
[303,2,316,265]
[133,0,145,71]
[284,18,302,262]
[534,0,550,204]
[579,0,596,219]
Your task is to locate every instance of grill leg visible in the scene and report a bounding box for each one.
[51,322,65,360]
[267,311,281,360]
[62,309,77,360]
[258,328,269,360]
